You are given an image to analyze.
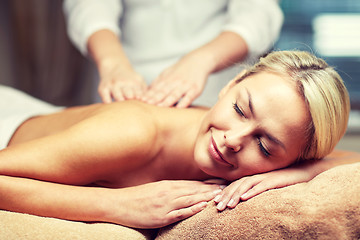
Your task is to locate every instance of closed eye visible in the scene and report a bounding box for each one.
[257,137,271,158]
[233,102,246,118]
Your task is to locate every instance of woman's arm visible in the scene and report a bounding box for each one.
[0,175,108,222]
[0,175,221,228]
[214,150,360,211]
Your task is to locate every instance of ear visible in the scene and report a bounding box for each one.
[218,70,247,99]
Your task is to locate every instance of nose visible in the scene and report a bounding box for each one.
[224,125,254,152]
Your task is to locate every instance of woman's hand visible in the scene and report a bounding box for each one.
[106,180,223,228]
[214,164,317,211]
[97,57,147,103]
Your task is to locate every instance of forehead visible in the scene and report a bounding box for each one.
[235,72,305,113]
[234,72,310,155]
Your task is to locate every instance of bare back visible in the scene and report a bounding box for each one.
[3,101,209,187]
[8,104,104,146]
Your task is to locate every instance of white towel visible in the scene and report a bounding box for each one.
[0,85,63,150]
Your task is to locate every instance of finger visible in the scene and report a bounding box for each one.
[142,84,162,102]
[144,89,169,105]
[141,79,164,101]
[166,201,208,224]
[98,87,113,103]
[240,180,277,201]
[122,86,136,100]
[173,189,221,210]
[111,88,125,102]
[214,177,260,211]
[204,179,228,185]
[133,85,146,100]
[215,187,238,211]
[158,89,186,107]
[179,182,223,196]
[226,194,241,209]
[144,79,177,104]
[176,88,199,108]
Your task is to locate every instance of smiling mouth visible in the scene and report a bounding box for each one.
[208,136,232,167]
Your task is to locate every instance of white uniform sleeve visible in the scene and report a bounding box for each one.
[63,0,123,55]
[223,0,284,59]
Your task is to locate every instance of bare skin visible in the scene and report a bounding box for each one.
[7,102,210,185]
[1,102,220,228]
[1,72,359,228]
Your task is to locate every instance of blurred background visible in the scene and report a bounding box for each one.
[0,0,359,151]
[0,0,95,107]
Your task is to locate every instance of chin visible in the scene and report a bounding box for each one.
[196,159,228,179]
[194,154,217,177]
[202,163,241,181]
[194,134,228,178]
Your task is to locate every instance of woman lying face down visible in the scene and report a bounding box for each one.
[0,51,354,229]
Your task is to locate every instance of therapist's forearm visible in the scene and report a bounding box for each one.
[186,31,249,74]
[87,29,135,73]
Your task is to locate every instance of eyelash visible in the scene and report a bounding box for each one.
[232,102,245,117]
[233,102,271,158]
[257,137,271,158]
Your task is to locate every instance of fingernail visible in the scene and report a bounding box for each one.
[227,199,234,207]
[241,193,248,199]
[200,201,208,208]
[214,195,221,202]
[213,189,222,195]
[217,201,224,210]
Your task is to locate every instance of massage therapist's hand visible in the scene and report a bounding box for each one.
[142,51,213,108]
[97,57,147,103]
[105,180,222,228]
[214,164,318,211]
[87,30,148,103]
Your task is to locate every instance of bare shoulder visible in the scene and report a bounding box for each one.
[91,100,159,135]
[84,101,161,156]
[0,101,163,186]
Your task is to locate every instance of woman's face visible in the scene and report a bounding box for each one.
[194,72,310,181]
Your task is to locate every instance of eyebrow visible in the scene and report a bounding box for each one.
[246,89,286,151]
[247,89,254,116]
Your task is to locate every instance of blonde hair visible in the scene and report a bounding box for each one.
[236,51,350,161]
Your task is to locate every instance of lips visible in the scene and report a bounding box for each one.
[208,136,232,166]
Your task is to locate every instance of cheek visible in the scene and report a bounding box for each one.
[193,131,210,165]
[207,107,234,129]
[228,153,289,180]
[241,157,293,177]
